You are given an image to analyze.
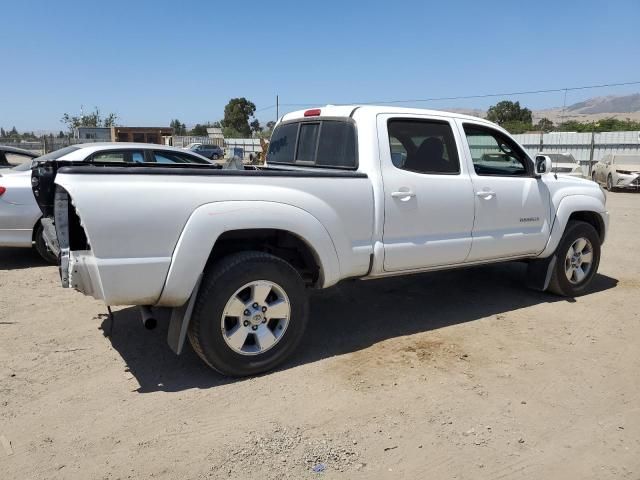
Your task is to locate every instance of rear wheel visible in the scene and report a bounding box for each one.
[188,251,309,376]
[34,224,57,264]
[211,154,219,160]
[548,220,600,297]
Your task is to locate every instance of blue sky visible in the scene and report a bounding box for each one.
[2,0,639,131]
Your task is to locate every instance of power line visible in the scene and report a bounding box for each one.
[255,80,640,113]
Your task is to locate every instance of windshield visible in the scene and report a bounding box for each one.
[546,153,577,164]
[12,161,32,171]
[614,155,640,165]
[32,146,81,163]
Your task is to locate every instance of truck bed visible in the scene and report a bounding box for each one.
[39,163,375,306]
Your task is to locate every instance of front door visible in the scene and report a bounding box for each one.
[379,115,475,272]
[458,121,551,261]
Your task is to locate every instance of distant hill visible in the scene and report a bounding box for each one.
[566,94,640,114]
[438,93,640,124]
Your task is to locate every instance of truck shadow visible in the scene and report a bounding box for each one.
[103,262,618,393]
[0,247,48,270]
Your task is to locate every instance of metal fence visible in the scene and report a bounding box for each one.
[171,136,224,148]
[0,136,111,155]
[513,131,640,175]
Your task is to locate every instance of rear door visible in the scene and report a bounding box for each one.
[378,114,475,271]
[458,121,551,261]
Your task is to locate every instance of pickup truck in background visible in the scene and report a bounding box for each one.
[32,106,609,376]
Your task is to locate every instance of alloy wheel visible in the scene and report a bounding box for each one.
[564,237,594,284]
[220,280,291,355]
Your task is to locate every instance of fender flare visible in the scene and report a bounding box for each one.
[157,200,341,306]
[539,194,608,258]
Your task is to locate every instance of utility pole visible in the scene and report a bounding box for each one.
[276,95,279,120]
[588,130,596,177]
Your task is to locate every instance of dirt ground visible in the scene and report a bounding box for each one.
[1,192,638,480]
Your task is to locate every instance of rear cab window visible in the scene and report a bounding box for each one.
[267,119,357,169]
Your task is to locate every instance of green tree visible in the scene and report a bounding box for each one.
[58,130,66,138]
[535,117,554,132]
[222,98,256,137]
[486,101,532,126]
[9,126,18,137]
[555,117,640,132]
[190,124,208,136]
[61,107,118,133]
[250,119,262,135]
[170,119,187,135]
[222,126,243,138]
[500,121,534,134]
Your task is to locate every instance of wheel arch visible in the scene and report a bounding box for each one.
[539,195,608,258]
[157,200,341,307]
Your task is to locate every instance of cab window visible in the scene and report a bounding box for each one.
[387,119,460,174]
[463,125,530,176]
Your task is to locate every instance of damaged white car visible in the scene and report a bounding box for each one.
[592,154,640,191]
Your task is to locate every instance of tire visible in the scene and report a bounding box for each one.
[591,171,596,182]
[211,154,219,160]
[606,173,614,191]
[34,224,58,264]
[188,251,309,376]
[548,220,601,297]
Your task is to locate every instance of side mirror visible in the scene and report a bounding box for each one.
[535,155,552,175]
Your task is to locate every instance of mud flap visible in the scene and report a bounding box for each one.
[167,275,202,355]
[526,255,557,292]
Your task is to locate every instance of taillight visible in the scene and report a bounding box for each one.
[304,108,321,117]
[0,186,5,196]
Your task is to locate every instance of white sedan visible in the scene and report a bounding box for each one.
[1,143,211,263]
[592,154,640,191]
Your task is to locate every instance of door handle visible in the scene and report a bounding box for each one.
[476,190,496,199]
[391,190,416,199]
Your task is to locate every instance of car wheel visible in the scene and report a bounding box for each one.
[34,223,58,264]
[606,173,614,191]
[188,251,309,376]
[212,154,219,160]
[548,220,600,297]
[591,171,597,182]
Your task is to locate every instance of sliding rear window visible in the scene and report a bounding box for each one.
[267,119,357,169]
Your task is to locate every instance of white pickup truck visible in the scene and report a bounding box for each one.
[32,105,609,376]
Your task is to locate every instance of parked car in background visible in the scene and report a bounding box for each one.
[0,145,38,168]
[33,106,608,376]
[187,143,224,160]
[592,154,640,190]
[183,142,202,150]
[538,152,585,178]
[1,143,211,263]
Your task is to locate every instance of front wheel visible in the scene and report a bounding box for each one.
[548,220,601,297]
[606,174,614,191]
[188,251,309,376]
